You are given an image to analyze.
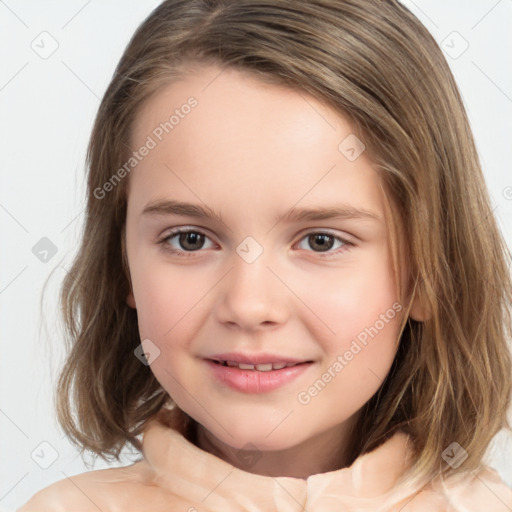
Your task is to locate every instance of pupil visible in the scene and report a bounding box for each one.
[180,232,204,251]
[309,234,333,252]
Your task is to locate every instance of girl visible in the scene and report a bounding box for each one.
[19,0,512,510]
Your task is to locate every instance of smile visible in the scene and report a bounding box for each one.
[204,357,313,393]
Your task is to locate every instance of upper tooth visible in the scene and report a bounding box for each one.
[255,363,273,372]
[220,360,304,371]
[229,361,297,371]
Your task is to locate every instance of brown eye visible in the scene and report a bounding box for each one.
[177,231,206,251]
[306,233,335,252]
[296,231,350,256]
[160,228,215,256]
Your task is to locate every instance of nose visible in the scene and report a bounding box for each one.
[214,249,289,331]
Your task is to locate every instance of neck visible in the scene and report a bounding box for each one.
[195,417,358,480]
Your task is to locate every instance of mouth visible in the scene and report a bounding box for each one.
[204,356,314,393]
[208,359,309,372]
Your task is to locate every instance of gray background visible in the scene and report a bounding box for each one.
[1,1,511,510]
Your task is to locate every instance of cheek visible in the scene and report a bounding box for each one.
[131,260,209,396]
[292,247,402,403]
[131,256,213,340]
[297,290,402,419]
[291,250,399,346]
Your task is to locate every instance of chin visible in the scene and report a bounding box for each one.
[200,417,308,452]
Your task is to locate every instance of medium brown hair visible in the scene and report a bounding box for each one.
[56,0,512,484]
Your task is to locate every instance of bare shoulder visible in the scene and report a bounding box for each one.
[17,460,178,512]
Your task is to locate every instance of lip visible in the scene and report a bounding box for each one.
[204,354,314,394]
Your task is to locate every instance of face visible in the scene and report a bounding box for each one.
[124,64,407,453]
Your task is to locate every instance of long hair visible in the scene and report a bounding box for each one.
[56,0,512,484]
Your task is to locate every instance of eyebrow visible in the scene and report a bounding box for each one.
[142,199,380,224]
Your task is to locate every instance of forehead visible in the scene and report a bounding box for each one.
[128,64,385,220]
[131,65,350,162]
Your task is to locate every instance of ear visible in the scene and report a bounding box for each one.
[127,291,136,309]
[121,225,136,308]
[408,288,431,322]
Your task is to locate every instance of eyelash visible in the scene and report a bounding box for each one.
[157,227,354,259]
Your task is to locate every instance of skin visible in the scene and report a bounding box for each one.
[125,64,424,479]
